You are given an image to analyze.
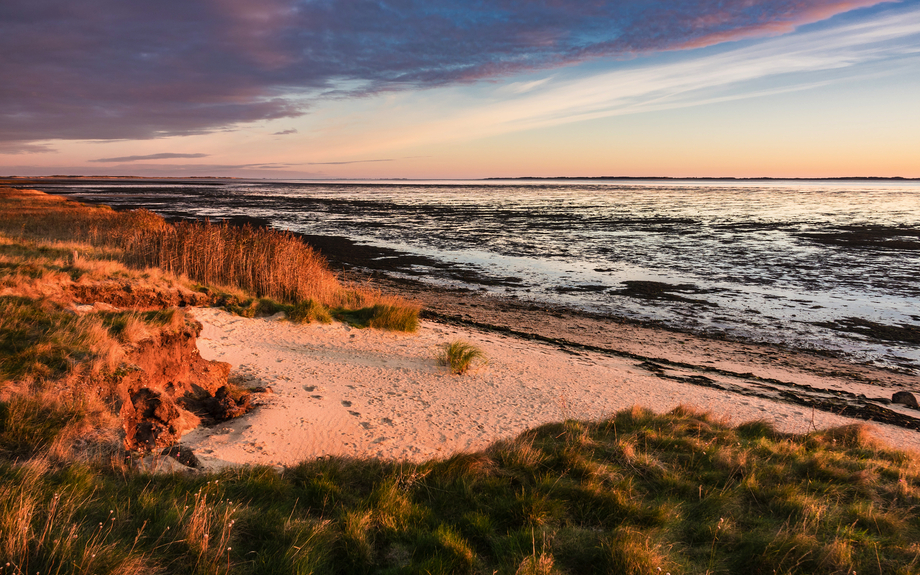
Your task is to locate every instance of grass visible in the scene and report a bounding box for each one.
[438,340,487,374]
[0,187,419,332]
[0,407,918,573]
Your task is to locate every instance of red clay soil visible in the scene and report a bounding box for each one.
[70,282,211,310]
[117,319,234,452]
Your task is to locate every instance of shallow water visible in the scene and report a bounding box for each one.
[41,179,920,372]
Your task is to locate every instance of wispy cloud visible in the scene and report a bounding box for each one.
[273,129,298,135]
[0,0,893,145]
[307,158,394,165]
[346,5,920,150]
[90,152,210,163]
[0,142,56,155]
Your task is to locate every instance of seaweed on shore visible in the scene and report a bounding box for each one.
[611,280,720,306]
[814,317,920,345]
[797,224,920,250]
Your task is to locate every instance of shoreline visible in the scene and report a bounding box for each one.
[36,185,919,373]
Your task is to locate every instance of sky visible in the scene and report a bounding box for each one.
[1,0,919,179]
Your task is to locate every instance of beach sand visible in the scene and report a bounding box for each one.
[181,306,920,470]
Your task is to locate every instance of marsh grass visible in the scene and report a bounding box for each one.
[438,340,486,374]
[333,301,421,332]
[287,298,334,324]
[1,406,919,573]
[0,187,419,331]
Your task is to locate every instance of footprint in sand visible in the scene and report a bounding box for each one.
[341,400,352,407]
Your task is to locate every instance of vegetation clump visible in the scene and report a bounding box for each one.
[439,339,487,374]
[0,406,919,574]
[0,187,419,332]
[287,298,334,324]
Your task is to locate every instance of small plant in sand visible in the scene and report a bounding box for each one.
[287,298,333,324]
[438,340,486,375]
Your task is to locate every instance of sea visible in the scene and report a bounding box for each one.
[36,178,920,373]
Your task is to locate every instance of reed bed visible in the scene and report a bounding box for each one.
[121,221,341,306]
[0,188,419,330]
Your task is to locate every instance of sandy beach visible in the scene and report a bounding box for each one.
[182,306,920,470]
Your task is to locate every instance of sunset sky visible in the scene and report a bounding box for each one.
[2,0,918,179]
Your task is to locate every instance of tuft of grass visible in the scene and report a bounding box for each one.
[287,299,333,324]
[367,302,420,332]
[333,302,421,332]
[438,340,486,374]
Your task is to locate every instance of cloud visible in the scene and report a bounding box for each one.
[89,152,210,163]
[308,158,393,165]
[335,6,920,153]
[0,141,56,155]
[0,0,893,145]
[273,129,298,135]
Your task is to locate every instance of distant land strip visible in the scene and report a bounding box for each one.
[485,176,920,181]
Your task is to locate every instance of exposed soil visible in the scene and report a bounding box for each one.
[117,319,233,452]
[70,282,211,310]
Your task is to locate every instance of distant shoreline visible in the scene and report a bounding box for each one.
[2,175,919,183]
[484,176,920,182]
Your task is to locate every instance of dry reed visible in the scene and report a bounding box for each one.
[0,188,419,328]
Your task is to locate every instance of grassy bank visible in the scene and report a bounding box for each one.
[3,407,919,574]
[0,188,419,331]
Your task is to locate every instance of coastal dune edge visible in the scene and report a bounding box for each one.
[183,306,920,469]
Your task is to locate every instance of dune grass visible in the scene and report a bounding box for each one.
[0,187,420,332]
[1,406,919,574]
[439,340,487,374]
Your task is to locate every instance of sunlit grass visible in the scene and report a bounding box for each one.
[0,187,420,332]
[0,407,918,574]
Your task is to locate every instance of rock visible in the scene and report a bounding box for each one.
[161,445,200,468]
[892,391,919,409]
[200,386,252,421]
[136,454,197,474]
[125,389,184,451]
